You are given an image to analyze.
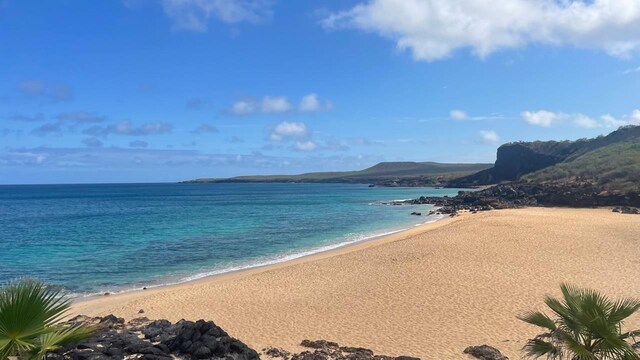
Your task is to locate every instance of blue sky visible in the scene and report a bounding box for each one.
[1,0,640,184]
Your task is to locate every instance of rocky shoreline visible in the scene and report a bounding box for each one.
[403,182,640,216]
[49,315,510,360]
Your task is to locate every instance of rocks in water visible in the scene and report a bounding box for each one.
[263,340,420,360]
[47,315,259,360]
[409,181,640,212]
[463,345,508,360]
[410,212,422,216]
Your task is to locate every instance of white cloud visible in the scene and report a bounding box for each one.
[300,94,321,112]
[269,121,309,141]
[601,110,640,128]
[479,130,500,144]
[299,93,333,112]
[161,0,273,31]
[521,110,561,127]
[522,109,640,128]
[230,100,256,115]
[228,94,332,115]
[449,109,469,121]
[294,140,318,151]
[261,96,293,113]
[323,0,640,61]
[573,114,599,129]
[83,120,173,137]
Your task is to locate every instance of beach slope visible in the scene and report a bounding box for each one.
[73,208,640,359]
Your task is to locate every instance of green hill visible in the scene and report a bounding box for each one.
[451,125,640,195]
[523,131,640,194]
[183,161,493,186]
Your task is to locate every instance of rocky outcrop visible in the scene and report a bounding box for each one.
[463,345,509,360]
[409,182,640,212]
[264,340,420,360]
[47,315,259,360]
[453,143,565,186]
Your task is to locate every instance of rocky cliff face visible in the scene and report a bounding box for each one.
[459,144,565,185]
[450,125,640,188]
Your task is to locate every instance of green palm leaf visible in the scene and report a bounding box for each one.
[0,280,94,359]
[520,283,640,360]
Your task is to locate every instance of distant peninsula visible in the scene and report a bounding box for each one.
[181,162,493,187]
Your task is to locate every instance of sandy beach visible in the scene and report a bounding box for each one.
[72,208,640,359]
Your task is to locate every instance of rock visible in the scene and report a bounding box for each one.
[410,212,421,216]
[301,340,339,349]
[295,340,419,360]
[264,347,291,359]
[463,345,509,360]
[138,309,145,313]
[49,315,259,360]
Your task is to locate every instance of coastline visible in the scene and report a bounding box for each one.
[72,207,640,359]
[72,212,446,301]
[73,212,452,302]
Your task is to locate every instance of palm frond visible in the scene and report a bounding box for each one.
[520,284,640,360]
[0,280,93,359]
[518,311,557,331]
[522,337,564,359]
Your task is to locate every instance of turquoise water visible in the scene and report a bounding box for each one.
[0,183,463,296]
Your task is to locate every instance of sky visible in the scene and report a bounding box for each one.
[1,0,640,184]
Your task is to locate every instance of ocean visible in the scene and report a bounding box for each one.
[0,183,463,296]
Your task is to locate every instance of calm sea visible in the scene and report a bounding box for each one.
[0,183,462,296]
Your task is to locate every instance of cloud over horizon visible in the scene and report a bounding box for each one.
[83,120,173,137]
[522,109,640,129]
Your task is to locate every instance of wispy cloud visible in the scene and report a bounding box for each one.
[522,109,640,128]
[191,123,219,134]
[129,140,149,148]
[7,113,45,122]
[449,109,504,121]
[17,80,73,102]
[56,111,106,124]
[82,137,104,148]
[227,94,332,115]
[186,98,207,110]
[161,0,274,32]
[83,120,173,137]
[30,122,64,136]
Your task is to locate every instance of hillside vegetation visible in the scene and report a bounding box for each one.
[452,125,640,194]
[524,134,640,194]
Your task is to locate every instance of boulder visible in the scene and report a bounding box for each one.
[463,345,508,360]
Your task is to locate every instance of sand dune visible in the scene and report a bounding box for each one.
[73,208,640,359]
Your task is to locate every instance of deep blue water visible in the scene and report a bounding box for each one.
[0,183,463,295]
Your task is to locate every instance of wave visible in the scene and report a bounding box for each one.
[72,214,445,300]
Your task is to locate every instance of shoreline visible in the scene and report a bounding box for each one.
[73,212,453,303]
[72,207,640,358]
[73,212,446,301]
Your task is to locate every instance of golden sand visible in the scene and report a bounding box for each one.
[72,208,640,359]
